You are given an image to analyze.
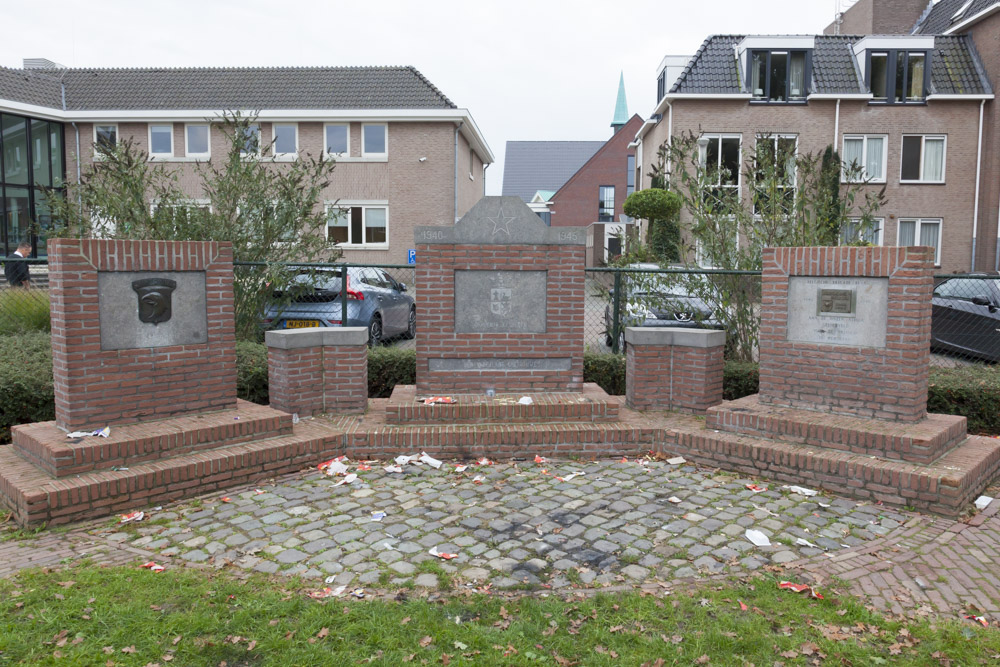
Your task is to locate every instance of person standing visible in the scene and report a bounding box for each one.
[4,241,32,287]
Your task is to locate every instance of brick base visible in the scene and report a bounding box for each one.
[624,328,725,413]
[706,395,967,464]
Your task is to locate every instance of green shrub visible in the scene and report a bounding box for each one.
[368,346,416,398]
[0,332,55,442]
[0,289,51,336]
[235,340,269,404]
[723,360,760,400]
[928,365,1000,436]
[583,353,626,395]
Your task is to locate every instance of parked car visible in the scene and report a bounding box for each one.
[604,263,723,350]
[931,276,1000,362]
[263,267,415,347]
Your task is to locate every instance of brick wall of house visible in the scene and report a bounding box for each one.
[824,0,929,35]
[640,97,985,273]
[66,120,484,266]
[48,239,237,430]
[968,13,1000,272]
[549,115,642,228]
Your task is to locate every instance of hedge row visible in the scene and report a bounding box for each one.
[1,335,998,441]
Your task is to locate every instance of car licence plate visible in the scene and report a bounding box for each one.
[286,319,320,329]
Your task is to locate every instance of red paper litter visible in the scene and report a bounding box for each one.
[476,457,494,466]
[778,581,824,599]
[255,489,265,495]
[423,396,456,404]
[745,484,767,493]
[534,455,547,464]
[309,587,336,599]
[621,457,629,463]
[140,561,165,573]
[356,464,372,471]
[964,614,989,628]
[738,600,748,611]
[430,547,458,560]
[220,497,231,503]
[119,511,145,524]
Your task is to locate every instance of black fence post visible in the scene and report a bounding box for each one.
[340,265,348,328]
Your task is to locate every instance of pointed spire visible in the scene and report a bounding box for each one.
[611,71,629,134]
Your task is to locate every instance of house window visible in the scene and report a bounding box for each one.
[867,51,927,103]
[324,124,348,158]
[840,217,883,246]
[626,155,635,196]
[901,135,945,183]
[185,124,210,158]
[149,125,173,158]
[241,124,261,156]
[362,124,387,158]
[897,218,941,265]
[327,204,388,246]
[94,124,117,153]
[598,186,615,222]
[750,50,808,102]
[841,135,886,182]
[753,135,796,215]
[273,124,297,158]
[656,70,666,102]
[700,134,741,212]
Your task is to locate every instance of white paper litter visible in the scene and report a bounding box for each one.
[818,502,831,508]
[975,495,994,511]
[66,431,92,438]
[745,529,771,547]
[667,496,682,504]
[320,581,347,596]
[324,461,349,476]
[557,471,585,482]
[666,457,687,465]
[395,455,416,466]
[429,546,458,559]
[784,485,819,497]
[472,475,485,484]
[384,465,403,473]
[454,465,468,472]
[371,511,386,522]
[796,537,820,549]
[332,473,357,487]
[94,426,110,438]
[381,541,397,551]
[419,452,443,469]
[518,396,534,405]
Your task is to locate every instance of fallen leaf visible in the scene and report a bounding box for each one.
[696,655,710,664]
[57,581,76,588]
[401,616,411,625]
[121,646,137,654]
[419,636,433,648]
[317,628,329,639]
[441,654,451,665]
[103,647,114,654]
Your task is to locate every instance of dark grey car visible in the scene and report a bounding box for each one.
[931,276,1000,362]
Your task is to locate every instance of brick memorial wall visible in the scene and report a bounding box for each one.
[414,196,586,393]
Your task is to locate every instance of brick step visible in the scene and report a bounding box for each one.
[656,420,1000,517]
[0,420,343,527]
[706,395,968,464]
[11,401,293,479]
[384,383,621,425]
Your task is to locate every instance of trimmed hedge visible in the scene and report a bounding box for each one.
[2,335,999,441]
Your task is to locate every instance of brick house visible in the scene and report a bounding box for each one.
[631,8,995,274]
[0,63,492,264]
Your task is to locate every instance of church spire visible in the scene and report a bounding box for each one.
[611,71,628,134]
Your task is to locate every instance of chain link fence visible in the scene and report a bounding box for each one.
[2,258,998,366]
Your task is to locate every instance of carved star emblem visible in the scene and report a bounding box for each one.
[487,206,516,237]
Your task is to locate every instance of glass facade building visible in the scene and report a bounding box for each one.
[0,113,64,257]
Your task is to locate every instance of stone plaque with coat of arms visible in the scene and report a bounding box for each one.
[454,270,546,333]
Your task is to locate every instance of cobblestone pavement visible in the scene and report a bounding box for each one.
[83,457,908,589]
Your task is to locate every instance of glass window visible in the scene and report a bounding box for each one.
[870,52,888,100]
[327,204,389,246]
[626,155,635,196]
[869,51,927,103]
[327,207,348,244]
[769,52,788,102]
[186,125,210,157]
[907,54,925,100]
[95,124,117,153]
[365,207,387,244]
[31,119,51,186]
[750,51,809,102]
[701,134,741,213]
[841,135,886,182]
[754,135,797,215]
[273,124,297,156]
[325,125,348,156]
[3,115,29,185]
[898,218,941,265]
[32,188,52,258]
[362,124,386,156]
[50,123,63,187]
[4,186,30,250]
[840,217,883,245]
[149,125,173,156]
[598,186,615,222]
[241,124,261,156]
[901,135,945,183]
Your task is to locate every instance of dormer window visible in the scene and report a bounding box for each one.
[868,50,928,103]
[749,50,809,103]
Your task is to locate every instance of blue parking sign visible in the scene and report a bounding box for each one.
[407,249,416,265]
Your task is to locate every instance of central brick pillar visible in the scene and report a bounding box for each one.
[625,328,725,413]
[266,327,368,416]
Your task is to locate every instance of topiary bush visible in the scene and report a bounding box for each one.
[583,352,626,396]
[0,331,55,442]
[235,340,269,405]
[723,360,760,400]
[368,346,416,398]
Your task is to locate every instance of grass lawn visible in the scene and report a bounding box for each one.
[0,563,997,666]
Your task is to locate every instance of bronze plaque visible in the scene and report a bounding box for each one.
[817,288,856,316]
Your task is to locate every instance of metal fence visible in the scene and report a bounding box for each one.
[3,257,998,366]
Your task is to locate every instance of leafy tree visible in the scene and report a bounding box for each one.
[622,188,682,263]
[48,112,341,340]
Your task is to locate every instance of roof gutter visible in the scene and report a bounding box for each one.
[972,99,985,271]
[925,94,994,101]
[945,5,1000,34]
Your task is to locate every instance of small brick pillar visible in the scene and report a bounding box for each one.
[625,327,726,413]
[266,327,368,416]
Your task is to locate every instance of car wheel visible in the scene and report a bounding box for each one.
[605,332,614,347]
[368,315,383,348]
[617,329,627,354]
[402,307,416,340]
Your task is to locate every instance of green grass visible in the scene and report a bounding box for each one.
[0,288,50,336]
[1,564,998,666]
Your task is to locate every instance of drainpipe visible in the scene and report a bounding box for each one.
[666,100,673,180]
[454,121,464,222]
[482,162,488,197]
[971,100,984,272]
[833,99,840,148]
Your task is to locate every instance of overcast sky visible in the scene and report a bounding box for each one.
[3,0,844,195]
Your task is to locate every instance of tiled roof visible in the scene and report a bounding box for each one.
[669,34,990,96]
[914,0,1000,34]
[501,141,605,203]
[0,67,64,109]
[1,66,456,111]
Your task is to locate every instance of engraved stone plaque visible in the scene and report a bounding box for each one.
[454,270,546,333]
[429,358,571,372]
[787,277,888,348]
[98,271,208,350]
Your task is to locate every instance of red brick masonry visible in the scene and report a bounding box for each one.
[625,327,725,413]
[759,246,933,422]
[48,239,237,430]
[266,327,369,417]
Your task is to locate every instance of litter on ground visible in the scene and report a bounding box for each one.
[964,614,989,628]
[371,511,386,522]
[556,472,585,482]
[975,495,994,511]
[140,561,165,573]
[384,465,403,473]
[119,511,145,524]
[420,396,455,405]
[666,457,687,465]
[418,452,443,469]
[778,581,824,599]
[783,485,819,497]
[745,529,771,547]
[429,546,458,560]
[667,496,682,504]
[518,396,534,405]
[745,484,767,493]
[332,473,357,487]
[796,537,820,549]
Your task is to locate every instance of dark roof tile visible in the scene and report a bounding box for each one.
[501,141,605,203]
[915,0,999,34]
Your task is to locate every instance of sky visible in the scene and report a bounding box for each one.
[1,0,845,195]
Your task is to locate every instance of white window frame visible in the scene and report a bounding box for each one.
[841,217,884,246]
[93,123,118,158]
[150,199,213,215]
[325,201,389,248]
[148,124,174,159]
[323,123,350,159]
[753,134,798,215]
[841,134,887,183]
[272,123,298,161]
[361,123,388,159]
[184,124,211,159]
[897,217,942,266]
[240,123,262,157]
[699,133,743,206]
[900,134,946,184]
